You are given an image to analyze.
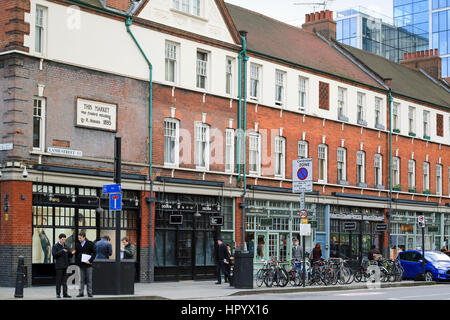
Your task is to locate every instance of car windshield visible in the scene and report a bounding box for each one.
[425,252,450,262]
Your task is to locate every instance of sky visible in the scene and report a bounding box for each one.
[224,0,394,27]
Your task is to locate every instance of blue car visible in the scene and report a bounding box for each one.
[397,250,450,281]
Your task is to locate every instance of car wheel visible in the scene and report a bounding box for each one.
[425,271,433,282]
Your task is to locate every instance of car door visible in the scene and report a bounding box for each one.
[408,252,423,279]
[398,252,413,278]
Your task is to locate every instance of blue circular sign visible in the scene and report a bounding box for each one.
[297,167,308,180]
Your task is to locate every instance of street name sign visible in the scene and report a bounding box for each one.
[103,184,122,194]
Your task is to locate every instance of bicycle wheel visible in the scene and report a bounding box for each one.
[353,270,362,283]
[327,268,337,285]
[256,269,265,287]
[264,270,274,287]
[276,268,289,287]
[345,267,354,284]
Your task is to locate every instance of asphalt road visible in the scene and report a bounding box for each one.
[218,284,450,300]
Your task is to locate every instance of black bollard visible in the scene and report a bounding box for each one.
[14,256,25,298]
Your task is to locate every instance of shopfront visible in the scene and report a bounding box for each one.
[154,192,232,281]
[245,198,327,274]
[329,205,384,261]
[31,183,141,285]
[390,210,450,256]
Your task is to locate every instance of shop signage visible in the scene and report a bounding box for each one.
[248,208,265,214]
[401,224,413,232]
[169,215,183,225]
[428,226,439,232]
[0,143,13,151]
[343,222,357,231]
[47,147,82,157]
[330,213,384,221]
[76,98,117,132]
[210,216,223,226]
[376,223,388,232]
[260,218,273,227]
[292,158,313,193]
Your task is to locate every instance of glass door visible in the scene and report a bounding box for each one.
[255,232,268,261]
[177,231,193,280]
[268,233,279,261]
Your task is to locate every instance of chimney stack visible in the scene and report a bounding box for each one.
[302,10,336,40]
[400,49,442,80]
[106,0,132,12]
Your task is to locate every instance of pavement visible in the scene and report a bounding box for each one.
[0,279,438,300]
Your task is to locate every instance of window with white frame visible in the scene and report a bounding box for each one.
[225,57,234,95]
[196,51,208,89]
[195,123,210,170]
[423,162,430,192]
[164,119,179,166]
[337,147,346,182]
[423,110,430,137]
[275,70,285,106]
[250,64,261,100]
[225,129,234,173]
[392,102,400,131]
[298,140,308,159]
[318,144,327,182]
[408,106,415,134]
[392,157,400,187]
[249,133,261,175]
[274,136,285,177]
[375,97,383,127]
[338,87,346,119]
[356,151,365,184]
[436,164,442,195]
[357,92,365,123]
[408,160,415,189]
[33,97,46,150]
[165,41,178,83]
[374,154,383,187]
[173,0,201,16]
[299,77,308,112]
[35,5,47,54]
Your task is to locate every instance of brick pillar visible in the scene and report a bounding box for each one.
[139,189,155,282]
[0,180,32,287]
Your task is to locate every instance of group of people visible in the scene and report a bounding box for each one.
[51,232,136,298]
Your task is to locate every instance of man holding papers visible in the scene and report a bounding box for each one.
[75,231,96,297]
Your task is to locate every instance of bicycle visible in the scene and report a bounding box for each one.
[255,260,273,287]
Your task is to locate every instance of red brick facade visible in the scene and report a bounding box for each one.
[0,0,30,53]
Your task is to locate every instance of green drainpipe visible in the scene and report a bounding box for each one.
[125,17,154,282]
[388,89,393,257]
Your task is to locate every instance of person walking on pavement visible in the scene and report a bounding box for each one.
[215,238,230,284]
[75,231,96,297]
[52,233,75,298]
[121,237,136,259]
[311,243,323,263]
[292,239,303,275]
[95,235,112,260]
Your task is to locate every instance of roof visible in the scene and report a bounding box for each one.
[224,2,384,89]
[340,44,450,109]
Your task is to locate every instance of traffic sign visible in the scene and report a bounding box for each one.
[343,222,357,231]
[376,223,388,232]
[292,158,313,193]
[103,184,121,194]
[109,193,122,211]
[210,216,223,226]
[417,215,425,228]
[298,209,308,219]
[301,218,308,224]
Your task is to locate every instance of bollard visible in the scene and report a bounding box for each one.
[14,256,26,298]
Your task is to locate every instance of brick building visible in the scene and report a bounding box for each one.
[0,0,449,286]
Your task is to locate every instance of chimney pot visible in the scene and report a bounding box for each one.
[305,14,310,22]
[315,12,320,21]
[412,52,416,58]
[434,48,438,56]
[403,53,407,60]
[320,10,325,20]
[408,52,412,59]
[425,50,429,56]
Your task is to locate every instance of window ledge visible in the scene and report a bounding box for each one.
[393,129,400,134]
[357,120,367,126]
[338,115,349,122]
[338,180,349,186]
[375,124,385,130]
[357,182,367,188]
[375,185,385,190]
[170,8,208,22]
[423,135,431,140]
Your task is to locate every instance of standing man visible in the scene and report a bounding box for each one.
[215,238,230,284]
[75,231,96,297]
[95,235,112,260]
[52,233,75,298]
[121,237,136,260]
[292,239,303,275]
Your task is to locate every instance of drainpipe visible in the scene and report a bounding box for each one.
[125,17,154,282]
[238,30,248,250]
[388,88,393,258]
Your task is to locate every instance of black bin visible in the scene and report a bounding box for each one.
[232,251,253,289]
[92,259,135,295]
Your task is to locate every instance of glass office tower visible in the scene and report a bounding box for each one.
[394,0,450,77]
[336,7,429,63]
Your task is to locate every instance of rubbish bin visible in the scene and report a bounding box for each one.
[232,251,253,289]
[92,259,135,295]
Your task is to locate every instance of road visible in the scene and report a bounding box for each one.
[217,284,450,300]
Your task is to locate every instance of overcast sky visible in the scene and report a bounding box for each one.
[225,0,394,26]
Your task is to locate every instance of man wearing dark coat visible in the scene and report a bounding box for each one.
[51,233,75,298]
[75,231,96,297]
[215,238,230,284]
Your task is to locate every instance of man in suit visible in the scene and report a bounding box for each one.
[215,238,230,284]
[75,231,96,297]
[95,235,112,260]
[52,233,75,298]
[292,238,303,275]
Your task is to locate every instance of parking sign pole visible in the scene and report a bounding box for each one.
[114,137,122,295]
[421,225,425,279]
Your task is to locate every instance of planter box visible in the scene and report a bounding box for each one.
[393,129,400,133]
[408,132,416,137]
